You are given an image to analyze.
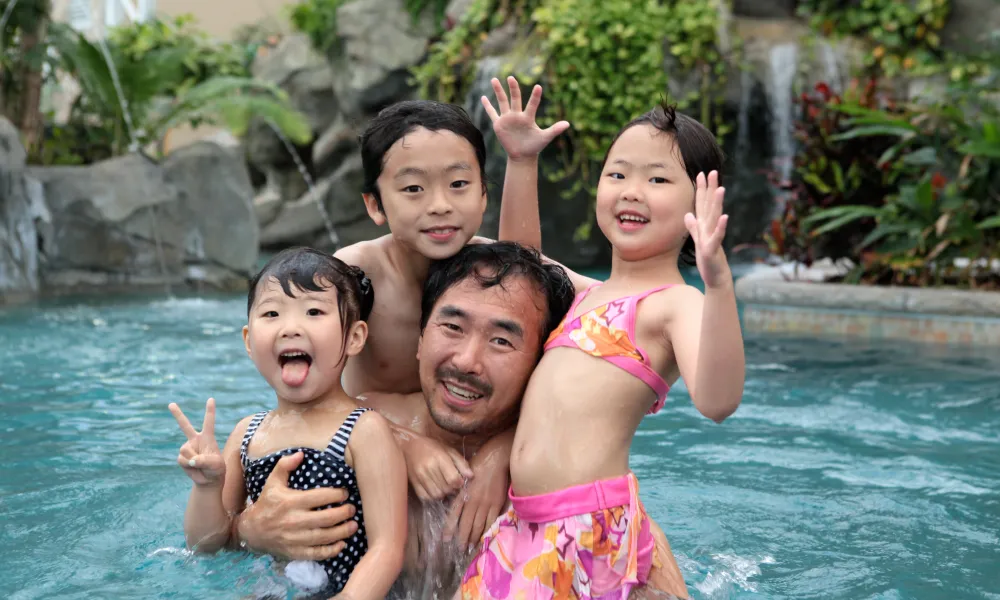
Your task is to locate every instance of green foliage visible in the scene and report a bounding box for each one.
[773,66,1000,288]
[412,0,728,240]
[288,0,346,54]
[36,22,310,163]
[108,15,253,96]
[797,0,952,77]
[289,0,449,54]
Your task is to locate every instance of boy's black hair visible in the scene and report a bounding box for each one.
[360,100,488,211]
[604,103,726,266]
[248,248,374,361]
[420,242,575,354]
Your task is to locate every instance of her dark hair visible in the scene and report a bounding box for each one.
[247,248,375,356]
[359,100,488,211]
[604,102,726,266]
[420,242,575,354]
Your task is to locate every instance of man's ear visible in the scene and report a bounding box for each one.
[416,332,423,361]
[242,325,252,358]
[363,193,386,226]
[345,320,368,357]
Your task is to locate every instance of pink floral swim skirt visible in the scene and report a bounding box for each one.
[460,472,654,600]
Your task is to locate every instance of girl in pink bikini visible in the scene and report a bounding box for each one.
[460,102,746,599]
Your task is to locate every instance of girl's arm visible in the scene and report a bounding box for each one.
[336,411,408,600]
[664,171,745,423]
[663,282,744,423]
[183,416,251,551]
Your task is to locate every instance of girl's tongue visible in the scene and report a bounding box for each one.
[280,356,311,387]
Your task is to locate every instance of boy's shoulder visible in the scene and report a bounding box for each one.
[334,235,393,274]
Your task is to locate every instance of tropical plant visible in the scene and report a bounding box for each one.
[36,22,310,161]
[0,0,52,151]
[796,53,1000,288]
[767,78,910,266]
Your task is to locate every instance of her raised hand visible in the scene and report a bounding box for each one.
[481,75,570,160]
[684,171,731,288]
[169,398,226,487]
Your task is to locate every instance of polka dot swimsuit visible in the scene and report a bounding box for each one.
[240,407,370,593]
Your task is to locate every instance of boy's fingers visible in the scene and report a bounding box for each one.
[490,77,509,114]
[507,75,522,112]
[524,85,542,119]
[481,96,500,122]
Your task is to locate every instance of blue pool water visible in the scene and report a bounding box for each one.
[1,290,998,599]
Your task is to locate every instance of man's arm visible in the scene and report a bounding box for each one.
[231,451,358,560]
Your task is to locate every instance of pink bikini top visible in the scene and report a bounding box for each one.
[544,283,674,414]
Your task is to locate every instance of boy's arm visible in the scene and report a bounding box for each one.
[336,412,409,600]
[484,76,569,251]
[184,417,250,552]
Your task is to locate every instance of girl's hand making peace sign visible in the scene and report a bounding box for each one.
[169,398,226,487]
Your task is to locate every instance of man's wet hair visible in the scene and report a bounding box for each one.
[360,100,488,211]
[604,102,726,266]
[420,242,575,351]
[248,247,374,340]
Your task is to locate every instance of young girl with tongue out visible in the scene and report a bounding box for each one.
[458,104,746,599]
[169,247,408,600]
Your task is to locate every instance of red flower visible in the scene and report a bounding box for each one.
[931,172,947,189]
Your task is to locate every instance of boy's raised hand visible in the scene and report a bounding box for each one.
[482,75,570,160]
[169,398,226,487]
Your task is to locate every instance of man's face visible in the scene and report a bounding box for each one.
[416,274,547,436]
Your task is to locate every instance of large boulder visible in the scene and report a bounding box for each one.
[329,0,437,118]
[162,142,259,275]
[0,117,48,303]
[260,152,387,250]
[26,143,259,295]
[245,33,338,170]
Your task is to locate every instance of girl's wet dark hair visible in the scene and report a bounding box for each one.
[247,247,375,351]
[360,100,488,211]
[604,102,726,266]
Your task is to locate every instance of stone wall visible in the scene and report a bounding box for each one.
[244,0,999,269]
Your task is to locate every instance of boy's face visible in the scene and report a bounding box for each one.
[363,127,487,260]
[243,277,366,403]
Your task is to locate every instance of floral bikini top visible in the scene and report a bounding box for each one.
[544,283,675,414]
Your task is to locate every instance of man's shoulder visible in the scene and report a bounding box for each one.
[356,391,427,431]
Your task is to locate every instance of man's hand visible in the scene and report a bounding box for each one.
[482,75,570,161]
[443,432,512,548]
[235,452,359,561]
[399,430,474,501]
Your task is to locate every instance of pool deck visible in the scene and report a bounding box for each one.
[735,264,1000,346]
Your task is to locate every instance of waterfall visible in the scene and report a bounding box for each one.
[765,43,799,215]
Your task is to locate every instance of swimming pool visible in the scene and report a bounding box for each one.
[1,291,998,599]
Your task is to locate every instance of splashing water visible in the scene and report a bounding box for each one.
[264,119,340,248]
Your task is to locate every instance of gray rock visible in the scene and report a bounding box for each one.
[0,117,44,304]
[330,0,437,118]
[162,142,260,275]
[312,114,360,176]
[260,152,387,250]
[246,34,338,169]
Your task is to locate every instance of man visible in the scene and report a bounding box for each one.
[233,242,689,599]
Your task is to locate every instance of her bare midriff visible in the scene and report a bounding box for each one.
[509,347,663,496]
